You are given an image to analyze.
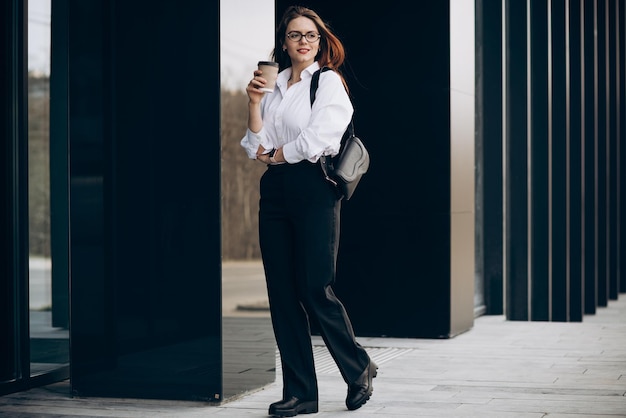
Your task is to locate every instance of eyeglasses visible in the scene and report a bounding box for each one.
[286,31,321,43]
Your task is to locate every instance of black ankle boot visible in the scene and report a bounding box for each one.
[269,396,318,417]
[345,361,378,411]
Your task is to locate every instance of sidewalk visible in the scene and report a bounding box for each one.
[220,297,626,417]
[2,294,625,417]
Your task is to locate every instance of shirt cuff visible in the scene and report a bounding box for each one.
[246,128,262,144]
[281,142,300,164]
[243,128,271,159]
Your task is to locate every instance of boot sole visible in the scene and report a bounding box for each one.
[270,400,318,417]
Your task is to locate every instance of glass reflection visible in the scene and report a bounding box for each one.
[28,0,69,377]
[220,0,276,400]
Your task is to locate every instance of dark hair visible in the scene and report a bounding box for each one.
[272,5,348,91]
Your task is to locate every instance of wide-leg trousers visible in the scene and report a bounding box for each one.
[259,161,370,401]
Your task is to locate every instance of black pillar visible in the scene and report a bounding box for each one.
[615,0,626,293]
[596,0,609,307]
[607,0,619,301]
[274,1,476,338]
[476,0,504,316]
[568,0,584,322]
[50,0,70,330]
[0,0,29,393]
[582,0,597,314]
[529,0,550,321]
[66,0,273,401]
[505,0,530,320]
[551,0,569,321]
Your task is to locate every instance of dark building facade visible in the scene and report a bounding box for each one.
[1,0,624,402]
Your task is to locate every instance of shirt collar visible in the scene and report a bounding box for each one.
[277,61,321,90]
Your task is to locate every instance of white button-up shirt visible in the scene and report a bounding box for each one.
[240,62,353,164]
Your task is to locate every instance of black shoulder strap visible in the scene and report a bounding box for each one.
[309,66,331,106]
[309,66,354,137]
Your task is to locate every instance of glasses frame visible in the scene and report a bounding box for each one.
[285,31,321,43]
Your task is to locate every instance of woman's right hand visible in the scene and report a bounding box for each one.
[246,70,266,104]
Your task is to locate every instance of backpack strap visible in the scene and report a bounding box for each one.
[309,66,332,106]
[310,66,356,193]
[309,67,354,137]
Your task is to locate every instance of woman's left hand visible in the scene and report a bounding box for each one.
[256,147,282,164]
[257,153,271,164]
[256,146,270,164]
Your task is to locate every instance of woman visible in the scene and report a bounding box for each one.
[241,5,377,417]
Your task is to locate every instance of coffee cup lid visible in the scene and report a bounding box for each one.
[258,61,279,67]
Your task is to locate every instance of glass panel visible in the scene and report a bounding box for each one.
[28,0,69,377]
[220,0,276,400]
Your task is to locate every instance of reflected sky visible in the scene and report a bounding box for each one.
[28,0,51,74]
[220,0,274,91]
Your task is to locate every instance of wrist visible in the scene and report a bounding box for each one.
[248,100,261,108]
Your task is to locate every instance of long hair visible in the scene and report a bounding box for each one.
[271,5,348,91]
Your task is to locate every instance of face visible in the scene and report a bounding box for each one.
[283,16,320,67]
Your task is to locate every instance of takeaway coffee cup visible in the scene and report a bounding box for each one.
[257,61,279,93]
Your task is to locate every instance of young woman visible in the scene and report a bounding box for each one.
[241,5,377,417]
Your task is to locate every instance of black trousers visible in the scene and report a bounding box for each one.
[259,161,370,401]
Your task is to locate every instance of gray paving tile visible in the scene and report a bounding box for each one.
[1,296,625,417]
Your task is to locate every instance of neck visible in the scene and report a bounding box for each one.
[289,70,302,83]
[290,59,314,81]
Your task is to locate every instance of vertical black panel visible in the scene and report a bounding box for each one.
[50,0,70,331]
[568,0,584,322]
[69,0,228,400]
[476,0,504,315]
[111,0,223,354]
[551,0,569,321]
[67,0,111,393]
[582,0,597,314]
[596,0,608,307]
[276,1,455,338]
[607,0,619,300]
[0,0,29,391]
[529,0,550,321]
[616,0,626,292]
[506,0,530,320]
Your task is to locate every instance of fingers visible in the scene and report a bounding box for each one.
[248,69,269,90]
[248,74,267,90]
[246,70,268,104]
[256,153,270,164]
